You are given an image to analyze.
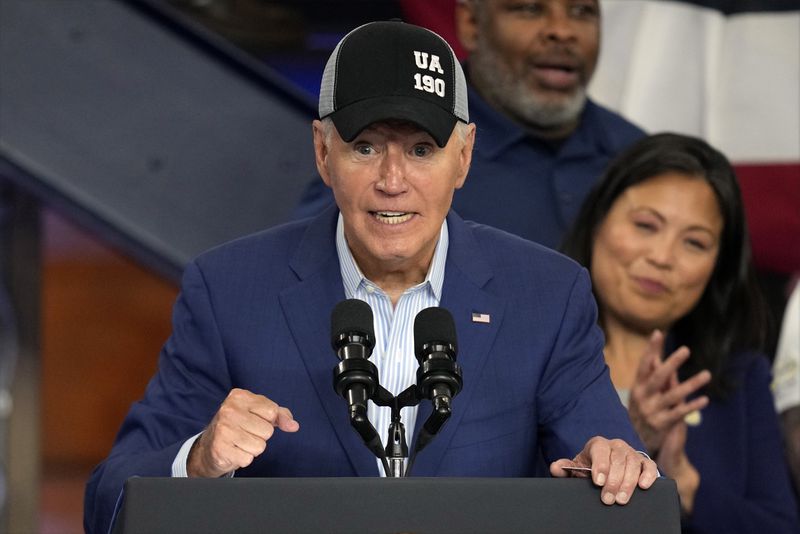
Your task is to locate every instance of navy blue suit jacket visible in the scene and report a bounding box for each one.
[684,351,799,533]
[85,207,642,534]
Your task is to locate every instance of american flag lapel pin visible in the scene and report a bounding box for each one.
[471,311,491,324]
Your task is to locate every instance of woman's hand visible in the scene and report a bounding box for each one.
[657,420,700,515]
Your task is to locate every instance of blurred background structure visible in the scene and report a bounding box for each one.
[0,0,797,532]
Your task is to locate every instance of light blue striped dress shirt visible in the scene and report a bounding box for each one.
[336,214,447,476]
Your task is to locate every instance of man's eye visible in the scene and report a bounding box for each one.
[412,145,432,157]
[509,2,544,16]
[570,3,599,19]
[355,144,374,155]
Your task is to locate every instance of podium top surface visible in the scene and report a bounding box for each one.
[113,476,680,534]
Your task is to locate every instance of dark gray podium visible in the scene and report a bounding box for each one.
[111,477,680,534]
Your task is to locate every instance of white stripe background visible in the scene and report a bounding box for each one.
[590,0,800,163]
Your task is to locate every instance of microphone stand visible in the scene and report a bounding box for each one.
[386,411,407,477]
[372,385,418,477]
[332,357,457,477]
[371,384,454,477]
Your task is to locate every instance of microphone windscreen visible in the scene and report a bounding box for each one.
[414,307,458,359]
[330,299,375,348]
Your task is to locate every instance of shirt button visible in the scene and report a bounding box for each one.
[366,286,375,293]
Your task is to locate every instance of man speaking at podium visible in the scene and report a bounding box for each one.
[85,20,657,534]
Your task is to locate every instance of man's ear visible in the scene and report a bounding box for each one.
[455,1,479,54]
[312,120,332,187]
[455,123,476,190]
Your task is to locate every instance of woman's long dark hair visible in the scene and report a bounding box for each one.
[561,133,767,398]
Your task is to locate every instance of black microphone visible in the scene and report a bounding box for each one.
[331,299,378,412]
[330,299,389,466]
[406,307,463,464]
[414,307,463,404]
[413,307,463,454]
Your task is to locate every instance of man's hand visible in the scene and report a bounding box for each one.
[187,388,300,478]
[550,436,659,505]
[629,330,710,453]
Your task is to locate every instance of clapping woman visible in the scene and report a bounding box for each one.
[562,133,799,533]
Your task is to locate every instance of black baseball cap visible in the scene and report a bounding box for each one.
[318,21,469,148]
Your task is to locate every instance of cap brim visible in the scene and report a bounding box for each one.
[328,96,459,148]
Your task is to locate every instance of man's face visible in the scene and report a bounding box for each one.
[457,0,600,133]
[313,119,475,282]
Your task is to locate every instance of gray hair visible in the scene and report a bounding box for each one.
[318,117,470,147]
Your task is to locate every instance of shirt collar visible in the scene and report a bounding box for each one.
[336,213,448,301]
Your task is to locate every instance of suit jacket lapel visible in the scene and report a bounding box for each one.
[410,212,504,476]
[279,206,380,477]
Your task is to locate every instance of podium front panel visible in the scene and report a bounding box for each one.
[112,476,680,534]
